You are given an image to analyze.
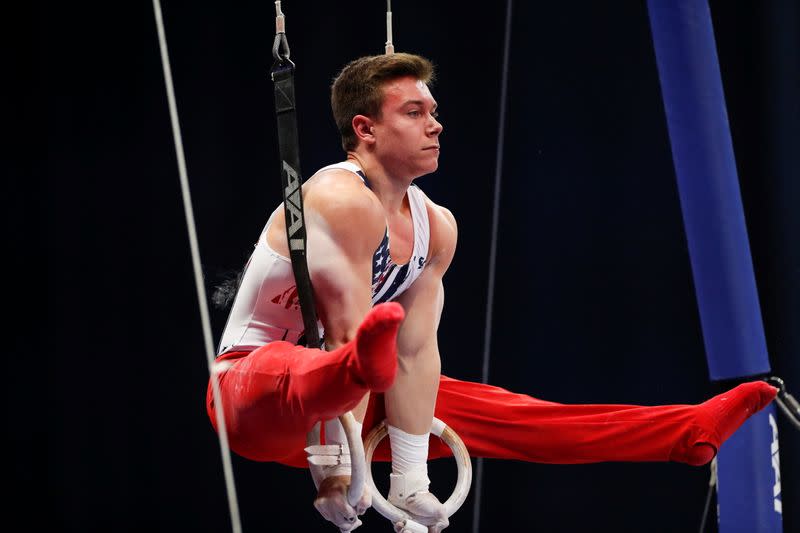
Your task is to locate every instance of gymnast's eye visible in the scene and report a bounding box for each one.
[408,109,421,117]
[431,110,439,119]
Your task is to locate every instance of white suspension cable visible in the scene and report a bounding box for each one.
[472,1,513,532]
[275,1,286,34]
[151,2,243,532]
[385,0,394,54]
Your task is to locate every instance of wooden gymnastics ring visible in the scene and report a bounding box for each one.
[363,417,472,531]
[306,411,366,508]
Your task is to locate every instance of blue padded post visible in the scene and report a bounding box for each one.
[646,0,769,380]
[646,1,781,531]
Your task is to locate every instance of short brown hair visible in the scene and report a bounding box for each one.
[331,53,435,152]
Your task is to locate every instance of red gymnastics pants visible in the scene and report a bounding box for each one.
[206,303,777,469]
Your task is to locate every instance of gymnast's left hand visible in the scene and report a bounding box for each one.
[314,475,372,531]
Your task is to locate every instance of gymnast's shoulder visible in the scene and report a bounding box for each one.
[303,166,386,246]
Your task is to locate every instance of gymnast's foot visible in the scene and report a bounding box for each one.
[353,302,405,392]
[685,381,777,465]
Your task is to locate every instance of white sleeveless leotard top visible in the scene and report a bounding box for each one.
[217,161,431,354]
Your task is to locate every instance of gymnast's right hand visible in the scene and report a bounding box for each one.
[314,475,372,532]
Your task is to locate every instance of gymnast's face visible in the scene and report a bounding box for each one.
[372,76,442,178]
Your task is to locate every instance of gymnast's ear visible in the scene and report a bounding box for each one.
[352,114,376,145]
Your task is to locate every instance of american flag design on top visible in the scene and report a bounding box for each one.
[348,165,429,305]
[371,230,412,304]
[314,161,430,304]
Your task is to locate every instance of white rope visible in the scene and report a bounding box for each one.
[274,1,286,33]
[151,2,243,532]
[385,0,394,54]
[472,1,513,532]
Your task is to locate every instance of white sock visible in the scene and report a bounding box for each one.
[323,418,362,477]
[387,424,429,477]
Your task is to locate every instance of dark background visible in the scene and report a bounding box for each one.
[15,0,798,531]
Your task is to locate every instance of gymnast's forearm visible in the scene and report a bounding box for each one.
[385,343,441,434]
